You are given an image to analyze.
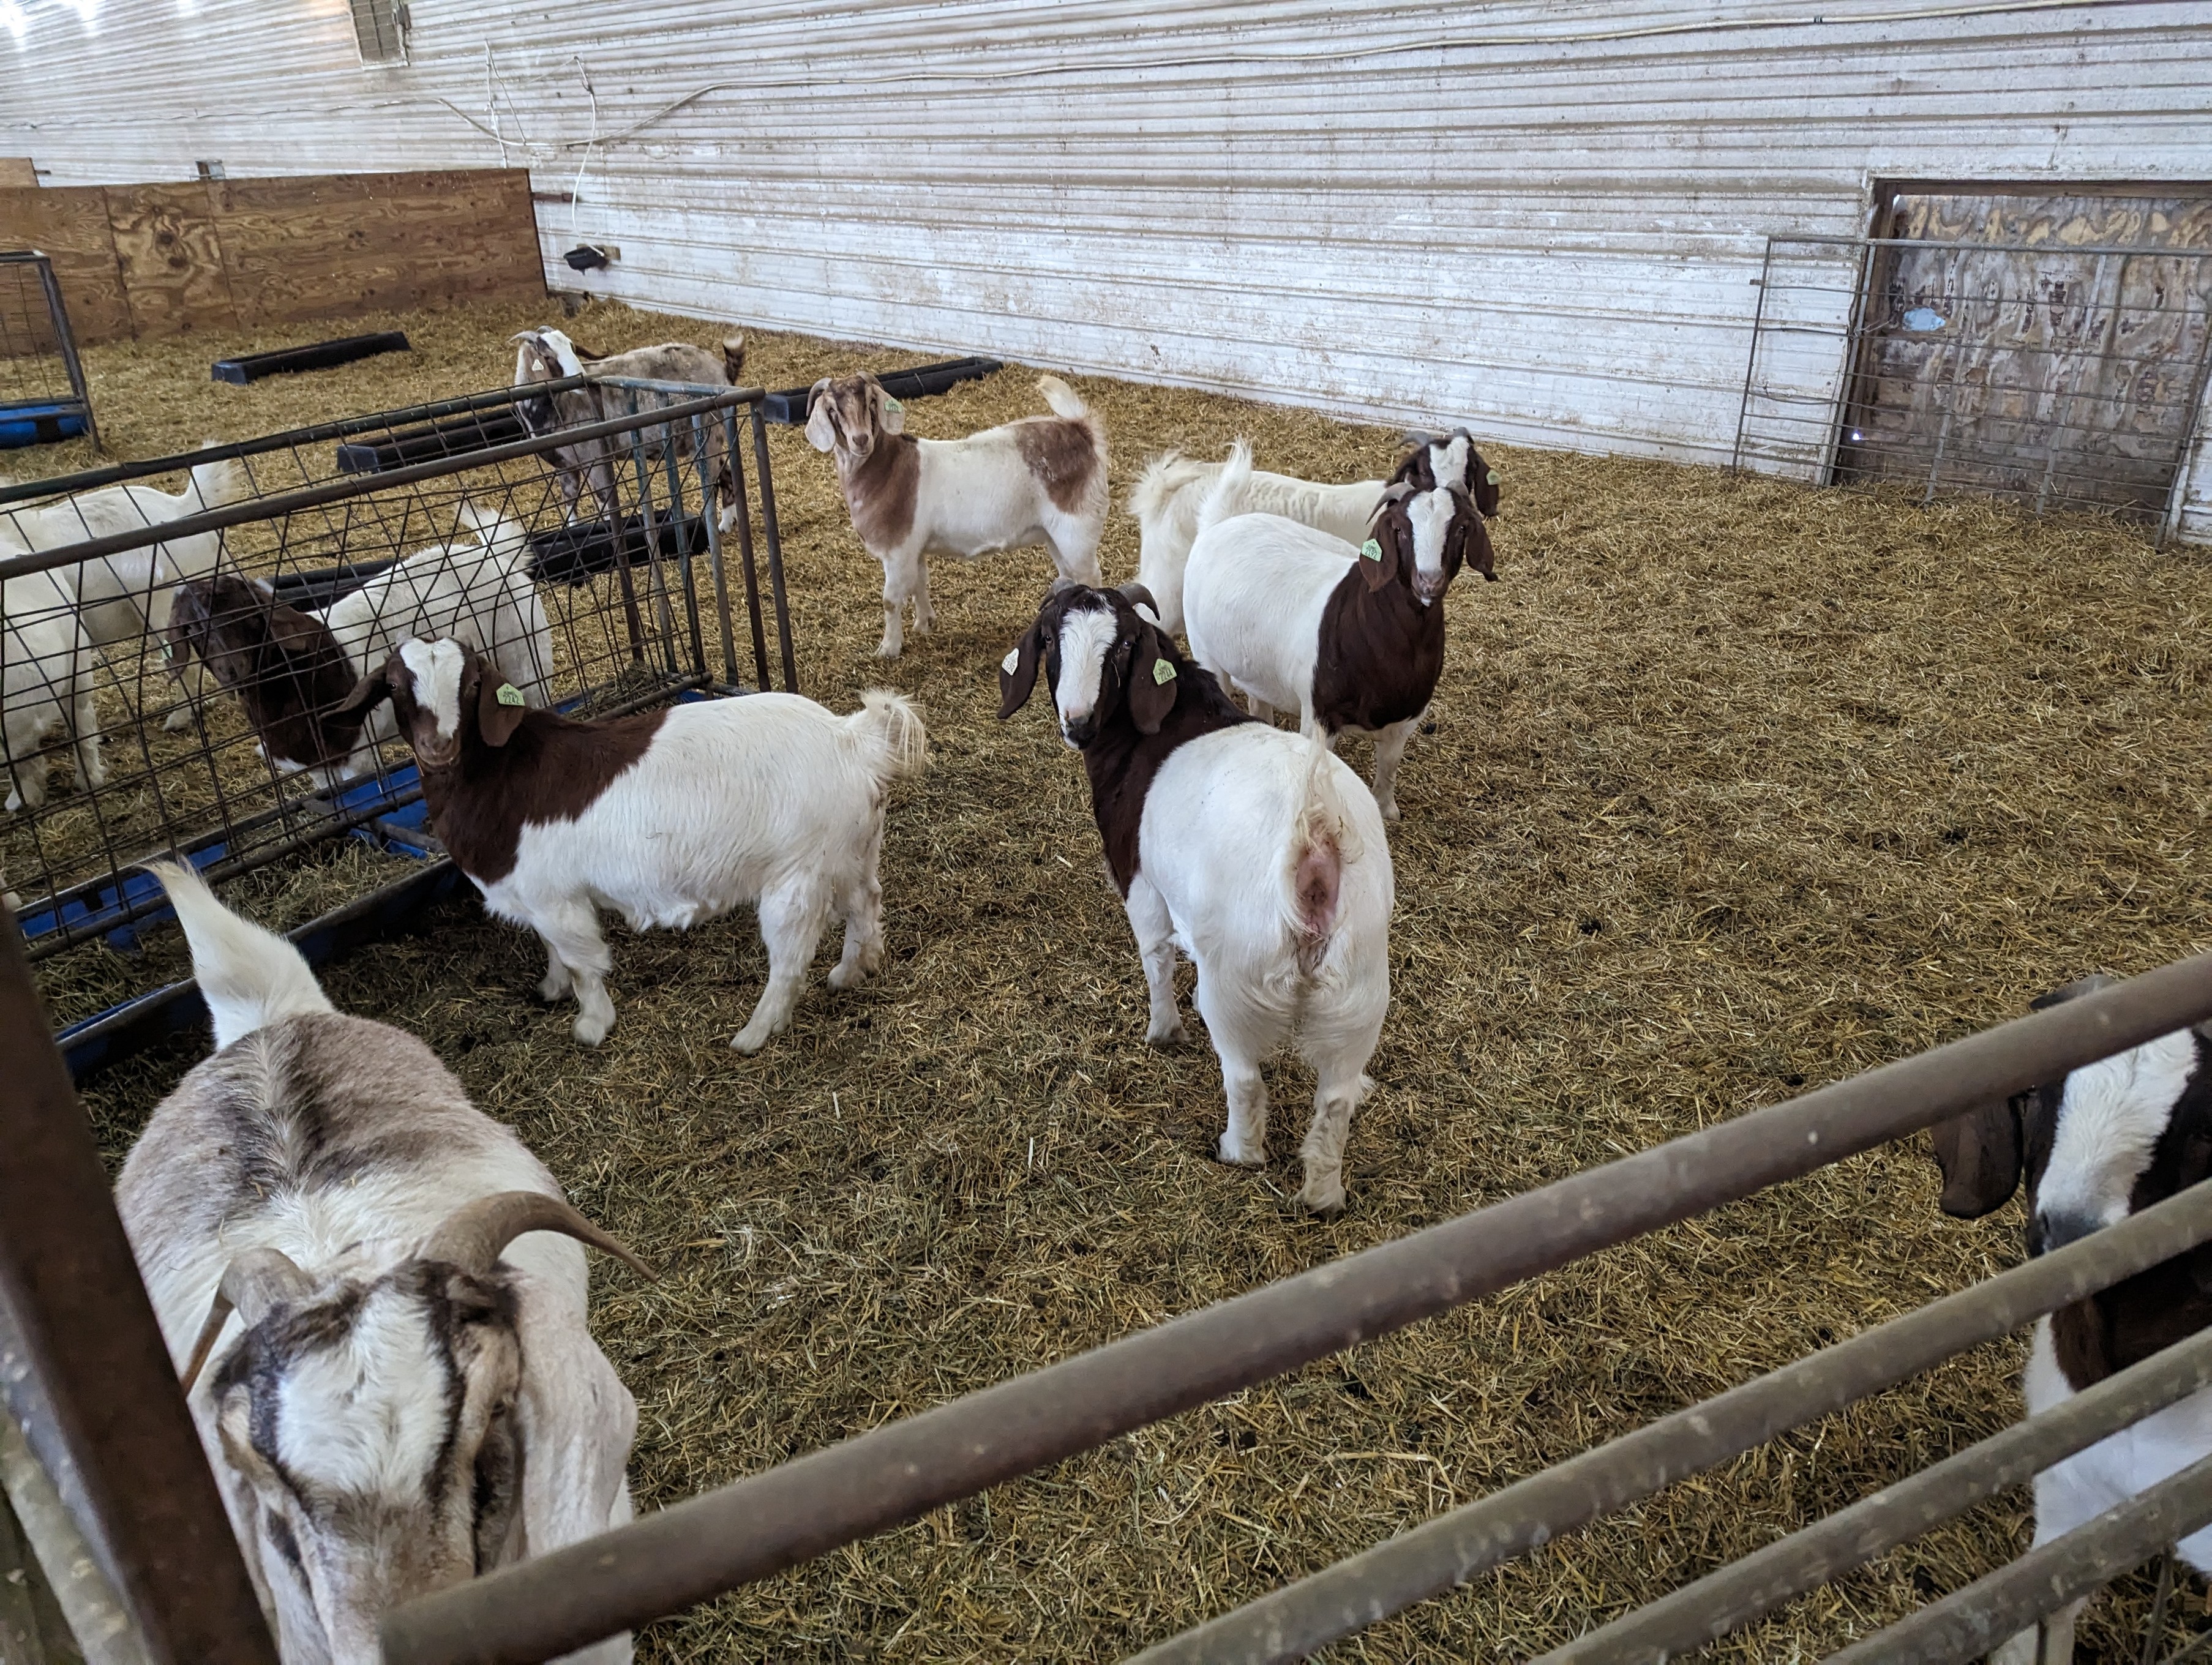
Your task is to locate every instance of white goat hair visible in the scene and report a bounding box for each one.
[118,862,644,1665]
[304,501,552,790]
[347,638,928,1052]
[1127,448,1384,635]
[2,565,103,812]
[3,455,249,732]
[806,372,1109,657]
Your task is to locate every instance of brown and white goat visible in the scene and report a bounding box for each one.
[335,637,925,1051]
[807,371,1108,657]
[999,582,1393,1210]
[122,861,647,1665]
[167,500,552,791]
[511,326,746,530]
[1931,976,2212,1665]
[1180,440,1496,820]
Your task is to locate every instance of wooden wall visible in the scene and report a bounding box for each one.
[0,161,35,189]
[0,169,543,343]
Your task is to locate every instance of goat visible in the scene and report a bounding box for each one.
[1180,441,1494,820]
[807,372,1108,659]
[2,566,103,812]
[1931,975,2212,1665]
[1128,451,1385,637]
[1388,427,1503,514]
[167,498,553,792]
[118,861,648,1664]
[336,638,926,1052]
[998,582,1393,1210]
[510,326,745,531]
[2,453,249,731]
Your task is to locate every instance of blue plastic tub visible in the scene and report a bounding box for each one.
[0,399,90,449]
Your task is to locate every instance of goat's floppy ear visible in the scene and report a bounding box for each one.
[331,660,396,723]
[477,668,530,747]
[1464,511,1498,582]
[872,380,905,435]
[1362,504,1406,592]
[998,622,1047,719]
[803,381,838,453]
[1468,444,1502,518]
[1929,1097,2025,1219]
[2031,973,2120,1010]
[1126,626,1180,736]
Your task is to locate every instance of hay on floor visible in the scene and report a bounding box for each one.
[39,296,2212,1660]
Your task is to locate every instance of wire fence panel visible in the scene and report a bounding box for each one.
[1735,234,2212,540]
[0,252,96,452]
[0,376,793,1019]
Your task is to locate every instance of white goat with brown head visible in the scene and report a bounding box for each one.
[118,862,649,1664]
[806,372,1108,657]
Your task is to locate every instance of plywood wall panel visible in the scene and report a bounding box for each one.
[105,182,236,337]
[0,187,131,343]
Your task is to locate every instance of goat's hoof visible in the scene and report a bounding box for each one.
[1379,800,1401,822]
[1297,1173,1348,1213]
[827,963,867,992]
[1146,1021,1187,1049]
[875,642,903,660]
[730,1020,780,1054]
[163,709,195,733]
[1218,1133,1265,1167]
[572,1014,611,1046]
[538,975,572,1003]
[3,795,23,815]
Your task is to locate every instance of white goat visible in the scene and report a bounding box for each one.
[1127,450,1385,636]
[998,582,1393,1210]
[1182,441,1493,820]
[2,454,248,731]
[2,565,103,812]
[168,499,553,792]
[806,372,1109,657]
[118,861,648,1665]
[336,638,927,1052]
[1931,976,2212,1665]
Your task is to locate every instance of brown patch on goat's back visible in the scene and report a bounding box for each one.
[1013,419,1100,514]
[414,702,672,887]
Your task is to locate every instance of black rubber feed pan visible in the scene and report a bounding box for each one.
[527,510,710,587]
[264,558,399,612]
[335,408,528,475]
[211,332,411,385]
[758,356,1003,424]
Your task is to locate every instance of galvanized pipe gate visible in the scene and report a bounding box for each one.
[6,913,2212,1658]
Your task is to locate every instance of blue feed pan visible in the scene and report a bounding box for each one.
[0,400,90,449]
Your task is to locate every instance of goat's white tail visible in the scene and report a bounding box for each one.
[149,861,333,1050]
[1281,736,1363,979]
[1127,451,1202,529]
[1037,375,1089,421]
[187,450,248,512]
[843,689,928,788]
[1195,438,1254,537]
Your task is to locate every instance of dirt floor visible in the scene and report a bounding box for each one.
[26,296,2212,1659]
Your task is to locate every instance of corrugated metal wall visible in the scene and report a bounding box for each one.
[5,0,2211,530]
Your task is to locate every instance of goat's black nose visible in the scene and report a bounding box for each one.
[2030,1210,2102,1257]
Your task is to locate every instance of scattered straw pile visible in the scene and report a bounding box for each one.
[45,297,2212,1659]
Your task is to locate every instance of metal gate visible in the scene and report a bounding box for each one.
[0,251,96,452]
[1,372,795,1061]
[1734,233,2212,545]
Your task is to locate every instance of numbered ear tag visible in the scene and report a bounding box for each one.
[1152,657,1177,685]
[1361,539,1383,561]
[1002,648,1021,674]
[1486,469,1501,486]
[885,396,904,414]
[495,683,526,707]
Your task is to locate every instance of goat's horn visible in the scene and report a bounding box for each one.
[420,1191,654,1281]
[1117,582,1159,613]
[180,1247,314,1394]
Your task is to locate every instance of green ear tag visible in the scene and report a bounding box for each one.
[1152,658,1177,685]
[885,396,904,414]
[495,683,525,708]
[1361,538,1383,561]
[1486,469,1500,486]
[1001,648,1020,674]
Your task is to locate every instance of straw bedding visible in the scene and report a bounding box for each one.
[35,297,2212,1659]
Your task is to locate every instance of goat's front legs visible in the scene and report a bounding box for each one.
[1123,876,1185,1047]
[875,547,929,659]
[70,690,105,792]
[732,877,831,1052]
[1368,715,1420,821]
[533,900,617,1045]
